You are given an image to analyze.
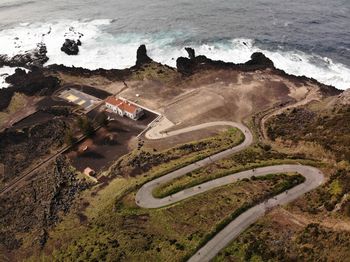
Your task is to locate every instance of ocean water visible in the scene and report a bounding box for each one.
[0,0,349,89]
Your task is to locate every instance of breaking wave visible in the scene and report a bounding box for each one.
[0,67,18,89]
[0,19,349,89]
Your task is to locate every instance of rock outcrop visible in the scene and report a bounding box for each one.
[0,68,60,110]
[245,52,274,68]
[175,47,341,95]
[61,39,80,55]
[185,47,196,59]
[136,44,152,66]
[0,43,48,68]
[176,48,275,75]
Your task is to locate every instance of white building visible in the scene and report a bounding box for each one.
[105,96,144,120]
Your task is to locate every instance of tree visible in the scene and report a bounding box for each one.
[95,112,109,127]
[77,117,94,137]
[64,129,77,146]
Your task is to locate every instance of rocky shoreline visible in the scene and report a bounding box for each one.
[0,44,342,113]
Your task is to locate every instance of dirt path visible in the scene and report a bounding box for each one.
[136,121,325,262]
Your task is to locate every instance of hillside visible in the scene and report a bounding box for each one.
[0,46,349,261]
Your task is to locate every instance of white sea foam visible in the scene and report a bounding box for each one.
[0,66,17,89]
[186,39,350,90]
[0,19,349,90]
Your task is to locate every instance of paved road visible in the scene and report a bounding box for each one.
[145,118,247,140]
[136,121,325,262]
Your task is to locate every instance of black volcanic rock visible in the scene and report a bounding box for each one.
[245,52,274,68]
[0,155,91,251]
[176,47,276,75]
[61,39,80,55]
[5,67,60,96]
[0,43,48,68]
[185,47,196,59]
[47,64,132,82]
[0,68,60,110]
[176,57,194,75]
[175,47,340,96]
[136,44,152,66]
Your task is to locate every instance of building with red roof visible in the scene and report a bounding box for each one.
[105,96,144,120]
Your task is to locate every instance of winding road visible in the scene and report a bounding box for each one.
[136,118,325,262]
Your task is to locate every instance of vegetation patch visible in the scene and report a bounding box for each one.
[47,173,301,261]
[290,168,350,216]
[153,145,316,198]
[267,106,350,161]
[131,62,180,83]
[183,173,305,261]
[0,118,69,185]
[0,157,91,253]
[214,218,350,262]
[0,92,28,126]
[109,128,244,179]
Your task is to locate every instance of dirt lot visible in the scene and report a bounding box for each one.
[66,109,157,173]
[8,95,76,129]
[59,66,319,146]
[118,70,309,129]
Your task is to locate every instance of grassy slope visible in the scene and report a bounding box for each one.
[266,102,350,218]
[108,127,244,179]
[214,102,350,261]
[130,62,180,83]
[153,144,319,198]
[20,97,350,261]
[267,105,350,162]
[20,127,242,259]
[214,214,350,262]
[26,124,327,261]
[44,173,301,261]
[0,92,28,126]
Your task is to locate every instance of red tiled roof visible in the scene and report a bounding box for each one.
[120,102,138,114]
[106,96,123,107]
[105,96,138,114]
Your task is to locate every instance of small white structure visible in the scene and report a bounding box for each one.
[105,96,144,120]
[84,167,96,177]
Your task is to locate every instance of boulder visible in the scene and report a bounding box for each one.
[61,39,80,55]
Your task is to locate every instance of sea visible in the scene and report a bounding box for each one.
[0,0,349,89]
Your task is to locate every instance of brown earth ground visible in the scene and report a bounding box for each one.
[57,68,323,133]
[54,66,314,153]
[66,110,157,173]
